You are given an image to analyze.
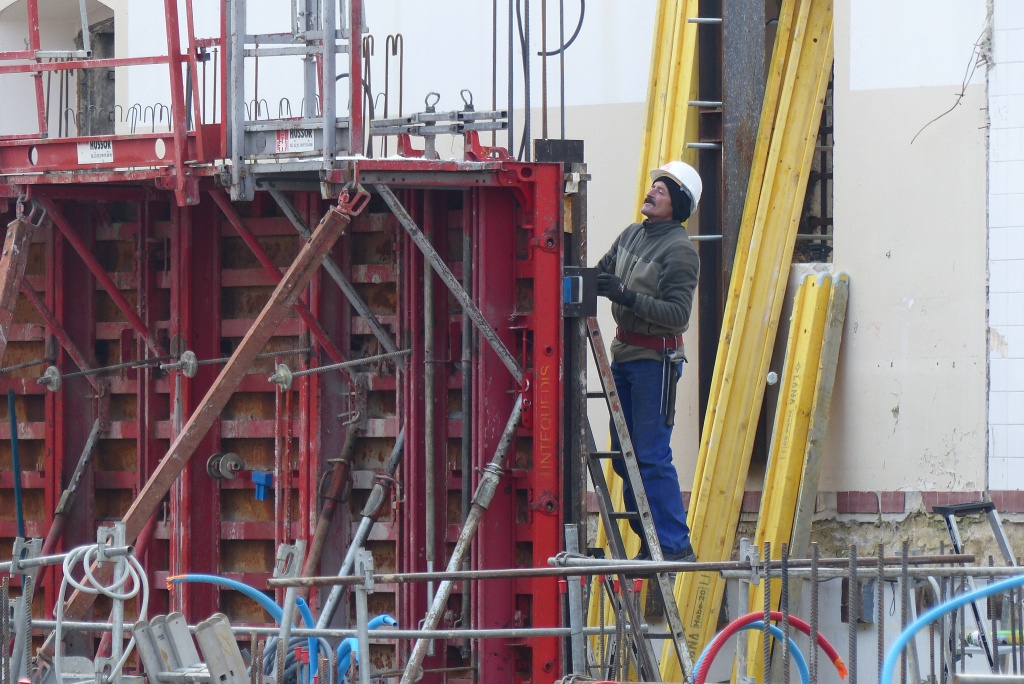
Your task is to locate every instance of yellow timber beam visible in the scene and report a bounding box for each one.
[744,271,833,682]
[633,0,700,217]
[662,0,835,676]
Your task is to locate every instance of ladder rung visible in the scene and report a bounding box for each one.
[933,501,995,517]
[589,451,622,461]
[609,511,640,521]
[586,391,606,399]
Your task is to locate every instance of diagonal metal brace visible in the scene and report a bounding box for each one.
[373,183,525,385]
[269,190,399,355]
[60,187,367,622]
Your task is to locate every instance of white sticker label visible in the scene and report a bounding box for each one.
[275,129,315,153]
[76,140,114,164]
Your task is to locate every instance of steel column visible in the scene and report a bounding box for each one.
[472,186,517,684]
[523,163,564,683]
[169,200,221,619]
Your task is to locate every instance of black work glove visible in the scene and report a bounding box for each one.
[597,273,638,308]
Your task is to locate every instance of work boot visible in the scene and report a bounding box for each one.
[663,544,696,563]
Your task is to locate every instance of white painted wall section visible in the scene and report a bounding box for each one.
[988,0,1024,490]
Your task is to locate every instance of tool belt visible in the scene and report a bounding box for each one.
[615,327,684,352]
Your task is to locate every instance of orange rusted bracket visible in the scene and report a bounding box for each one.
[0,198,44,366]
[61,186,367,621]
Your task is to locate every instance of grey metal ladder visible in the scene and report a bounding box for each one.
[934,500,1018,672]
[585,317,694,682]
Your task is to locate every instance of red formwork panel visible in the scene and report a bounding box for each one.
[0,155,567,684]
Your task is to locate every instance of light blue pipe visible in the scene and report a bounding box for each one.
[882,574,1024,684]
[693,623,809,684]
[169,575,319,680]
[336,615,398,679]
[337,637,359,678]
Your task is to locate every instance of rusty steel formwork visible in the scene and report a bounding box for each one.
[0,3,575,684]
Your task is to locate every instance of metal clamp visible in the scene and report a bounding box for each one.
[16,196,47,228]
[177,351,198,378]
[37,366,61,392]
[336,183,371,218]
[739,537,761,585]
[206,452,244,480]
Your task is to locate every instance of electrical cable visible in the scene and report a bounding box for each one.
[54,544,149,684]
[693,623,810,684]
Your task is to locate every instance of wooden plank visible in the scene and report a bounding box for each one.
[0,216,34,365]
[62,197,355,620]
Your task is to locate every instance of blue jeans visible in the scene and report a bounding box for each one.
[609,358,691,555]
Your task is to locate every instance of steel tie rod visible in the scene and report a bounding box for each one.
[373,183,525,385]
[268,349,411,390]
[36,354,177,391]
[159,346,312,377]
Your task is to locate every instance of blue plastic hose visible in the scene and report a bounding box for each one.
[693,622,810,684]
[336,615,398,679]
[168,574,318,680]
[882,574,1024,684]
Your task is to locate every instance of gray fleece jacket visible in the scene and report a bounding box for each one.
[596,219,700,363]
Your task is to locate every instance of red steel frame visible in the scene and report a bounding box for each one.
[0,4,571,684]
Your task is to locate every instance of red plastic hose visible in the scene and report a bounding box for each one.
[696,610,847,684]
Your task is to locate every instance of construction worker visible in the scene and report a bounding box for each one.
[596,160,702,562]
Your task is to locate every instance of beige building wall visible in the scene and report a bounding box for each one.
[0,0,999,501]
[826,0,989,492]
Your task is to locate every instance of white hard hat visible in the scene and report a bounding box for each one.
[650,161,702,210]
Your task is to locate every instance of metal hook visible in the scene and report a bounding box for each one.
[278,97,293,118]
[460,89,474,111]
[424,92,440,113]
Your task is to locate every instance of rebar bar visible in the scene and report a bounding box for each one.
[902,541,910,684]
[781,544,791,684]
[849,544,858,684]
[878,544,886,684]
[810,543,820,684]
[764,541,772,684]
[0,357,52,374]
[597,574,606,678]
[990,555,999,674]
[2,576,8,684]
